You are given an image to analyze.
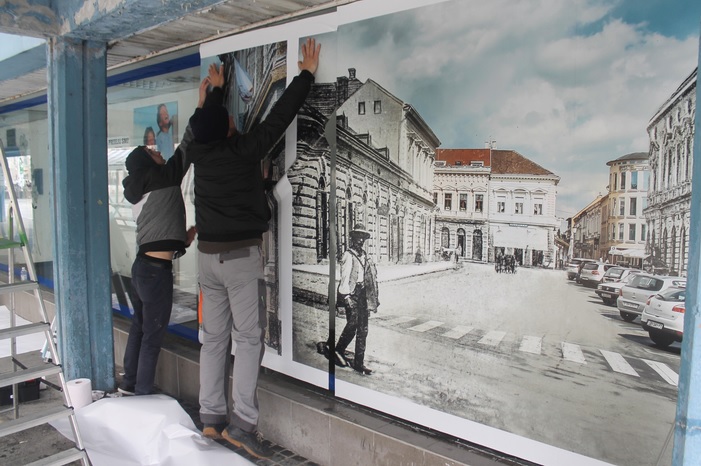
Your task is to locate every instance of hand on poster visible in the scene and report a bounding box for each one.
[197,77,210,108]
[298,37,321,75]
[207,63,225,89]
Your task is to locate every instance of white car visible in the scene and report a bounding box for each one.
[595,272,638,306]
[617,274,686,322]
[641,287,685,348]
[601,266,638,283]
[566,258,594,280]
[578,262,615,288]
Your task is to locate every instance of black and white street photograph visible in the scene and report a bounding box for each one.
[287,0,700,464]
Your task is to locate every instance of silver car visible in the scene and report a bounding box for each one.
[601,266,638,283]
[617,274,686,322]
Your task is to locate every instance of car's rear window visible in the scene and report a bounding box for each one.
[629,275,663,291]
[659,288,685,301]
[606,268,624,278]
[583,263,599,271]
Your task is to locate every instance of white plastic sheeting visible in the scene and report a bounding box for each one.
[52,394,254,466]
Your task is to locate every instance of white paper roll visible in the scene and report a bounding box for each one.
[66,378,93,410]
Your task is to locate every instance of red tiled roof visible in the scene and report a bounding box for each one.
[490,150,554,176]
[435,149,491,167]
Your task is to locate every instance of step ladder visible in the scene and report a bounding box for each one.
[0,141,89,465]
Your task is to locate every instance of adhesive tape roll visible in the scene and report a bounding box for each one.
[66,378,93,410]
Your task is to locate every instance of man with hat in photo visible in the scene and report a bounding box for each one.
[329,223,379,375]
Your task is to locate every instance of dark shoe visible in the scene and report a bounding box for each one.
[352,363,372,375]
[316,341,329,356]
[202,423,227,440]
[333,350,349,367]
[117,386,135,396]
[222,425,274,459]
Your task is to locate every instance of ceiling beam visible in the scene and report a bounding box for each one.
[0,0,228,40]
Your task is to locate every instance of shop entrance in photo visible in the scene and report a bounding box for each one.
[472,229,483,261]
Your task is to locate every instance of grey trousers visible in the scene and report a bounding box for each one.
[198,245,266,432]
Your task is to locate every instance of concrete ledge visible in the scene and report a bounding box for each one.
[111,317,527,466]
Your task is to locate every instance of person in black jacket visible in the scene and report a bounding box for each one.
[118,79,207,395]
[186,38,320,458]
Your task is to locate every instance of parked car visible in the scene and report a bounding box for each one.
[640,287,685,348]
[578,262,615,287]
[617,274,686,322]
[602,266,638,283]
[566,258,595,280]
[595,271,639,306]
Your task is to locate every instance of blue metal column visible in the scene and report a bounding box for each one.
[673,27,701,465]
[47,37,114,390]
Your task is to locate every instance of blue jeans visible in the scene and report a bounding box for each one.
[122,255,173,395]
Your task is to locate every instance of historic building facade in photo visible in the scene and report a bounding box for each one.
[601,152,650,267]
[433,149,490,261]
[434,148,560,267]
[645,68,696,276]
[290,68,440,265]
[570,195,605,261]
[488,150,560,267]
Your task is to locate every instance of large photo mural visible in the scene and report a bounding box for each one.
[201,1,700,465]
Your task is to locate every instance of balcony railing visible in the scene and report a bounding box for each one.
[648,181,692,207]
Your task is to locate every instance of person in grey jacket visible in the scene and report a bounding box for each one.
[118,78,207,395]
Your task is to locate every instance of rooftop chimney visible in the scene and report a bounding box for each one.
[349,68,356,80]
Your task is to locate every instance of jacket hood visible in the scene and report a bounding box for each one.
[122,146,159,204]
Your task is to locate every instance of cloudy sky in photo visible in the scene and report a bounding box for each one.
[332,0,700,220]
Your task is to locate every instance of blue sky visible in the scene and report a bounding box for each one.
[330,0,701,220]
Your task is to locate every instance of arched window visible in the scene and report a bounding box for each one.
[680,227,686,276]
[662,228,668,266]
[671,226,677,275]
[457,228,466,257]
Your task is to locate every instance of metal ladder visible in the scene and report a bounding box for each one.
[0,141,89,465]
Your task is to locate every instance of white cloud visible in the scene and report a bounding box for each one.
[334,0,698,213]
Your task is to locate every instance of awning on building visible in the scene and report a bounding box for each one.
[609,247,649,259]
[493,225,549,250]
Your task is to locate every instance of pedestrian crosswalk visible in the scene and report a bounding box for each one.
[376,315,680,387]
